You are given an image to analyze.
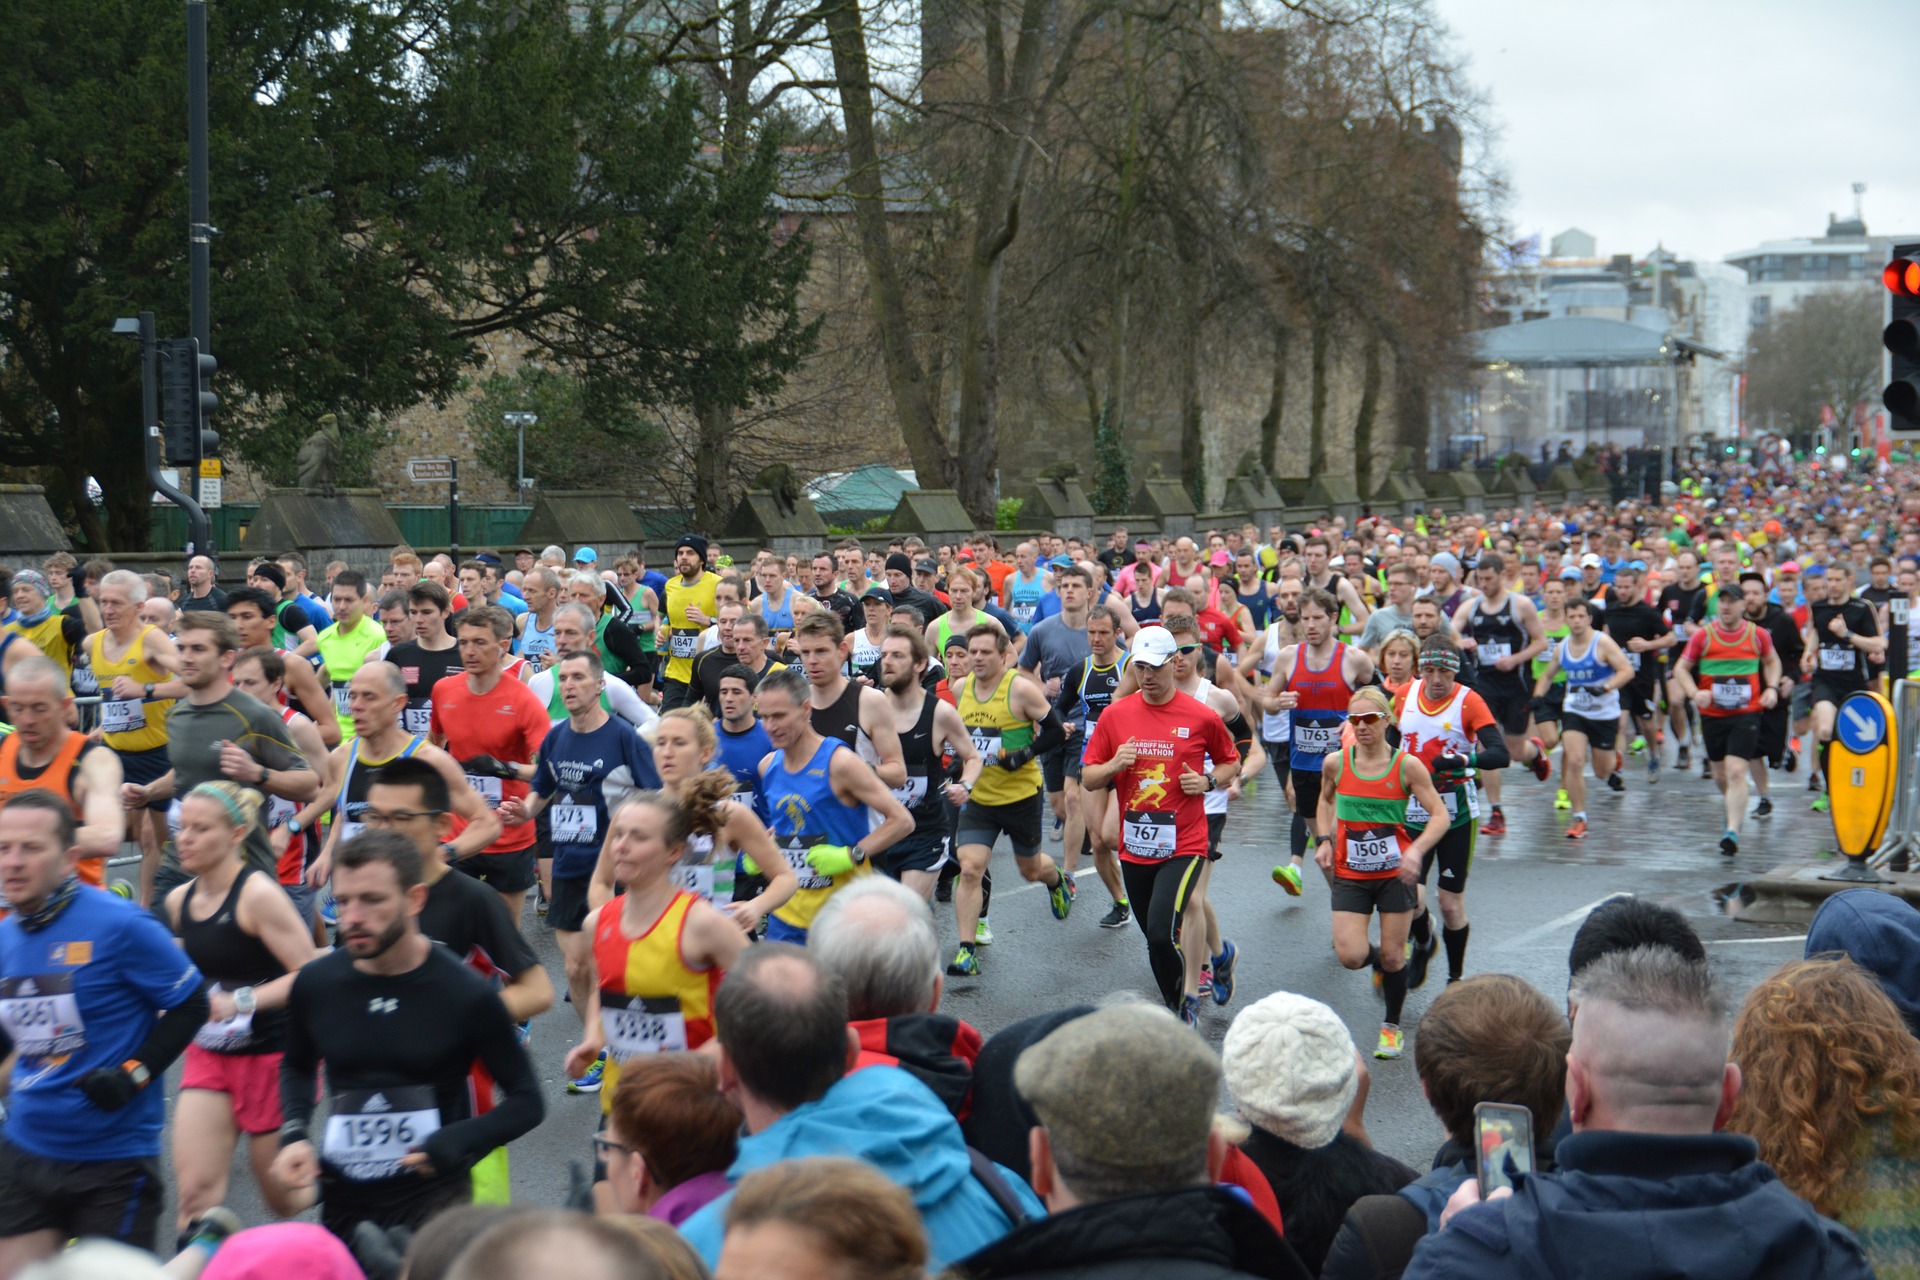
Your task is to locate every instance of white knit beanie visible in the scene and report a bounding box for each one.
[1222,991,1359,1149]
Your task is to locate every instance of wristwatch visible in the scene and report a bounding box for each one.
[233,986,257,1016]
[849,844,868,866]
[285,816,305,836]
[121,1060,151,1089]
[143,683,155,699]
[1203,772,1218,792]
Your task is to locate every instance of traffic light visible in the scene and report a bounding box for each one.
[157,337,218,466]
[1882,245,1920,434]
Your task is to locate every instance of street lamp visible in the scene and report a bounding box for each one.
[503,411,538,498]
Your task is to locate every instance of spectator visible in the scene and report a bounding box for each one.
[1224,993,1415,1275]
[1401,948,1873,1280]
[1566,896,1707,985]
[963,1006,1096,1184]
[1321,976,1568,1280]
[811,876,982,1118]
[1805,890,1920,1037]
[715,1157,926,1280]
[1729,957,1920,1275]
[447,1211,672,1280]
[201,1225,365,1280]
[601,1219,710,1280]
[945,1003,1311,1280]
[393,1207,526,1280]
[677,945,1041,1268]
[603,1054,740,1226]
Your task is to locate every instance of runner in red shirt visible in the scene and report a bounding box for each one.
[1082,626,1239,1023]
[432,604,551,919]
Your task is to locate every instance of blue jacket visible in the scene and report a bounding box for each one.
[679,1064,1043,1268]
[1403,1130,1872,1280]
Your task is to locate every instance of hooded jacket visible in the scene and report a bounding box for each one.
[1401,1130,1872,1280]
[677,1064,1042,1269]
[853,1010,981,1119]
[1806,890,1920,1037]
[945,1185,1311,1280]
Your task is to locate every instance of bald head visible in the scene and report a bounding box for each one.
[353,660,408,701]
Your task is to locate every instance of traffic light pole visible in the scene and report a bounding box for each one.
[187,0,210,357]
[137,313,214,557]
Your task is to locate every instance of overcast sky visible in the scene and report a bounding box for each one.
[1433,0,1919,265]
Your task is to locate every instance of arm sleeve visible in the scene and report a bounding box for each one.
[281,602,312,633]
[131,980,210,1075]
[1203,712,1239,768]
[1052,664,1084,719]
[1472,722,1511,771]
[1026,707,1067,758]
[1223,712,1254,760]
[420,994,546,1174]
[602,619,647,674]
[278,971,321,1133]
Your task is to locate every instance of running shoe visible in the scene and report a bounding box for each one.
[535,884,549,918]
[1812,794,1831,813]
[567,1050,607,1095]
[1048,873,1075,920]
[515,1019,533,1049]
[1179,994,1201,1027]
[1481,808,1507,835]
[1607,771,1626,793]
[110,880,133,900]
[1647,755,1662,783]
[1554,788,1571,810]
[1783,747,1798,774]
[1699,759,1711,780]
[1407,932,1437,989]
[1720,830,1738,857]
[1566,818,1588,840]
[319,892,337,926]
[1675,745,1691,771]
[1629,735,1648,755]
[1197,965,1213,1000]
[1271,862,1304,895]
[1049,816,1064,842]
[1809,772,1824,792]
[1098,901,1132,929]
[946,945,981,976]
[1755,796,1773,818]
[1527,737,1551,782]
[974,919,994,946]
[1374,1024,1405,1060]
[1211,941,1238,1006]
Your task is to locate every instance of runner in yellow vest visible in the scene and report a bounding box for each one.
[7,569,82,680]
[88,570,183,907]
[295,569,389,740]
[660,535,720,711]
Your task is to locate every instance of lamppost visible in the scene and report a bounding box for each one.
[504,411,537,499]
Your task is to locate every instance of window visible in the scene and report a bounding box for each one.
[1750,296,1771,325]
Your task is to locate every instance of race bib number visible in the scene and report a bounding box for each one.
[1566,686,1601,715]
[194,986,254,1052]
[601,993,690,1057]
[669,630,700,659]
[1820,646,1855,672]
[323,1086,440,1182]
[1623,651,1642,671]
[1405,789,1458,827]
[1122,810,1177,860]
[402,705,433,735]
[465,775,504,808]
[1294,722,1341,754]
[1711,678,1751,710]
[551,803,597,845]
[892,774,929,809]
[969,729,1002,760]
[783,839,834,890]
[1344,830,1400,874]
[331,683,351,714]
[670,860,716,902]
[1012,601,1037,624]
[0,974,85,1060]
[99,697,144,734]
[1479,642,1511,664]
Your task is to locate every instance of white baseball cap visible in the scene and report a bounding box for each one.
[1131,625,1178,667]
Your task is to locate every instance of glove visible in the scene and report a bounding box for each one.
[739,853,762,877]
[79,1065,140,1112]
[997,746,1035,771]
[460,754,513,780]
[1432,752,1471,777]
[804,845,857,878]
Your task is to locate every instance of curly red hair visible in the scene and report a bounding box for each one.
[1728,957,1920,1218]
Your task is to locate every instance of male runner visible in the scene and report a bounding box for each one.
[660,535,721,710]
[1599,560,1675,782]
[1673,581,1782,856]
[1802,564,1883,811]
[430,606,551,916]
[128,612,320,901]
[1449,552,1551,833]
[1082,626,1240,1022]
[182,555,227,612]
[229,648,333,925]
[1020,564,1095,866]
[387,580,464,738]
[86,570,178,903]
[791,611,906,787]
[223,588,341,747]
[1262,588,1375,892]
[1302,536,1370,637]
[1000,542,1049,634]
[754,667,914,944]
[0,791,209,1268]
[1744,570,1803,819]
[513,568,562,673]
[1058,604,1132,928]
[376,591,415,649]
[525,601,657,730]
[877,625,981,899]
[1657,548,1708,769]
[6,571,83,680]
[0,658,127,884]
[947,624,1072,977]
[298,570,391,742]
[691,601,744,714]
[925,568,1007,671]
[271,832,543,1240]
[1533,593,1634,838]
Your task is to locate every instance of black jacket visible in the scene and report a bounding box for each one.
[1238,1129,1414,1276]
[944,1185,1311,1280]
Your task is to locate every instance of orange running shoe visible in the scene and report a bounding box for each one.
[1566,819,1588,840]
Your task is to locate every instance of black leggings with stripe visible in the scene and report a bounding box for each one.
[1122,855,1206,1010]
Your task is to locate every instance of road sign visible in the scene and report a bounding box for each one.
[1827,690,1897,874]
[1837,693,1889,754]
[199,458,221,478]
[407,457,454,483]
[198,477,222,510]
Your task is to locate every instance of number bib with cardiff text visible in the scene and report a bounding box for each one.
[323,1086,441,1182]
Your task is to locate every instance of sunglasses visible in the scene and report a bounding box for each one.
[1349,711,1386,725]
[1175,643,1202,654]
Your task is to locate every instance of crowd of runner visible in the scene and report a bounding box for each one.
[0,455,1914,1277]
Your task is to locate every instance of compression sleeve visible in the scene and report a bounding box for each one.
[1005,708,1067,769]
[1472,723,1511,771]
[419,997,546,1175]
[279,975,322,1138]
[602,619,648,675]
[131,980,209,1076]
[1223,711,1254,760]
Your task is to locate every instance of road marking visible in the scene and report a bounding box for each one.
[1703,934,1808,946]
[1495,893,1630,951]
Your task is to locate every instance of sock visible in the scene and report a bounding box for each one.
[1409,908,1434,947]
[1290,811,1310,863]
[1572,811,1586,822]
[1443,923,1471,981]
[980,869,993,916]
[1365,944,1382,971]
[1383,965,1410,1025]
[1819,740,1832,782]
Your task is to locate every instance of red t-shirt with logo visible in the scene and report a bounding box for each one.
[1084,690,1237,865]
[431,672,550,853]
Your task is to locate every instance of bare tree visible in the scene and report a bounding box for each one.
[1745,285,1882,439]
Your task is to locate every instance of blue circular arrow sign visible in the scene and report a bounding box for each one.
[1837,692,1889,755]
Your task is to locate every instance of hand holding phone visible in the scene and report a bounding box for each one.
[1474,1101,1534,1199]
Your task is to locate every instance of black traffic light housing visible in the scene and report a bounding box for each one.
[157,336,218,467]
[1882,244,1920,431]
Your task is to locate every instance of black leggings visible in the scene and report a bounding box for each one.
[1122,856,1206,1010]
[1289,768,1325,864]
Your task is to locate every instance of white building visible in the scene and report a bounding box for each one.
[1724,210,1920,328]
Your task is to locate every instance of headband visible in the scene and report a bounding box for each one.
[1417,647,1461,672]
[190,782,249,826]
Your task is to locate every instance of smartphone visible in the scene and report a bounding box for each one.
[1474,1101,1534,1198]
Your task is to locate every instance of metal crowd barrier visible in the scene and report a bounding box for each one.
[1872,679,1920,870]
